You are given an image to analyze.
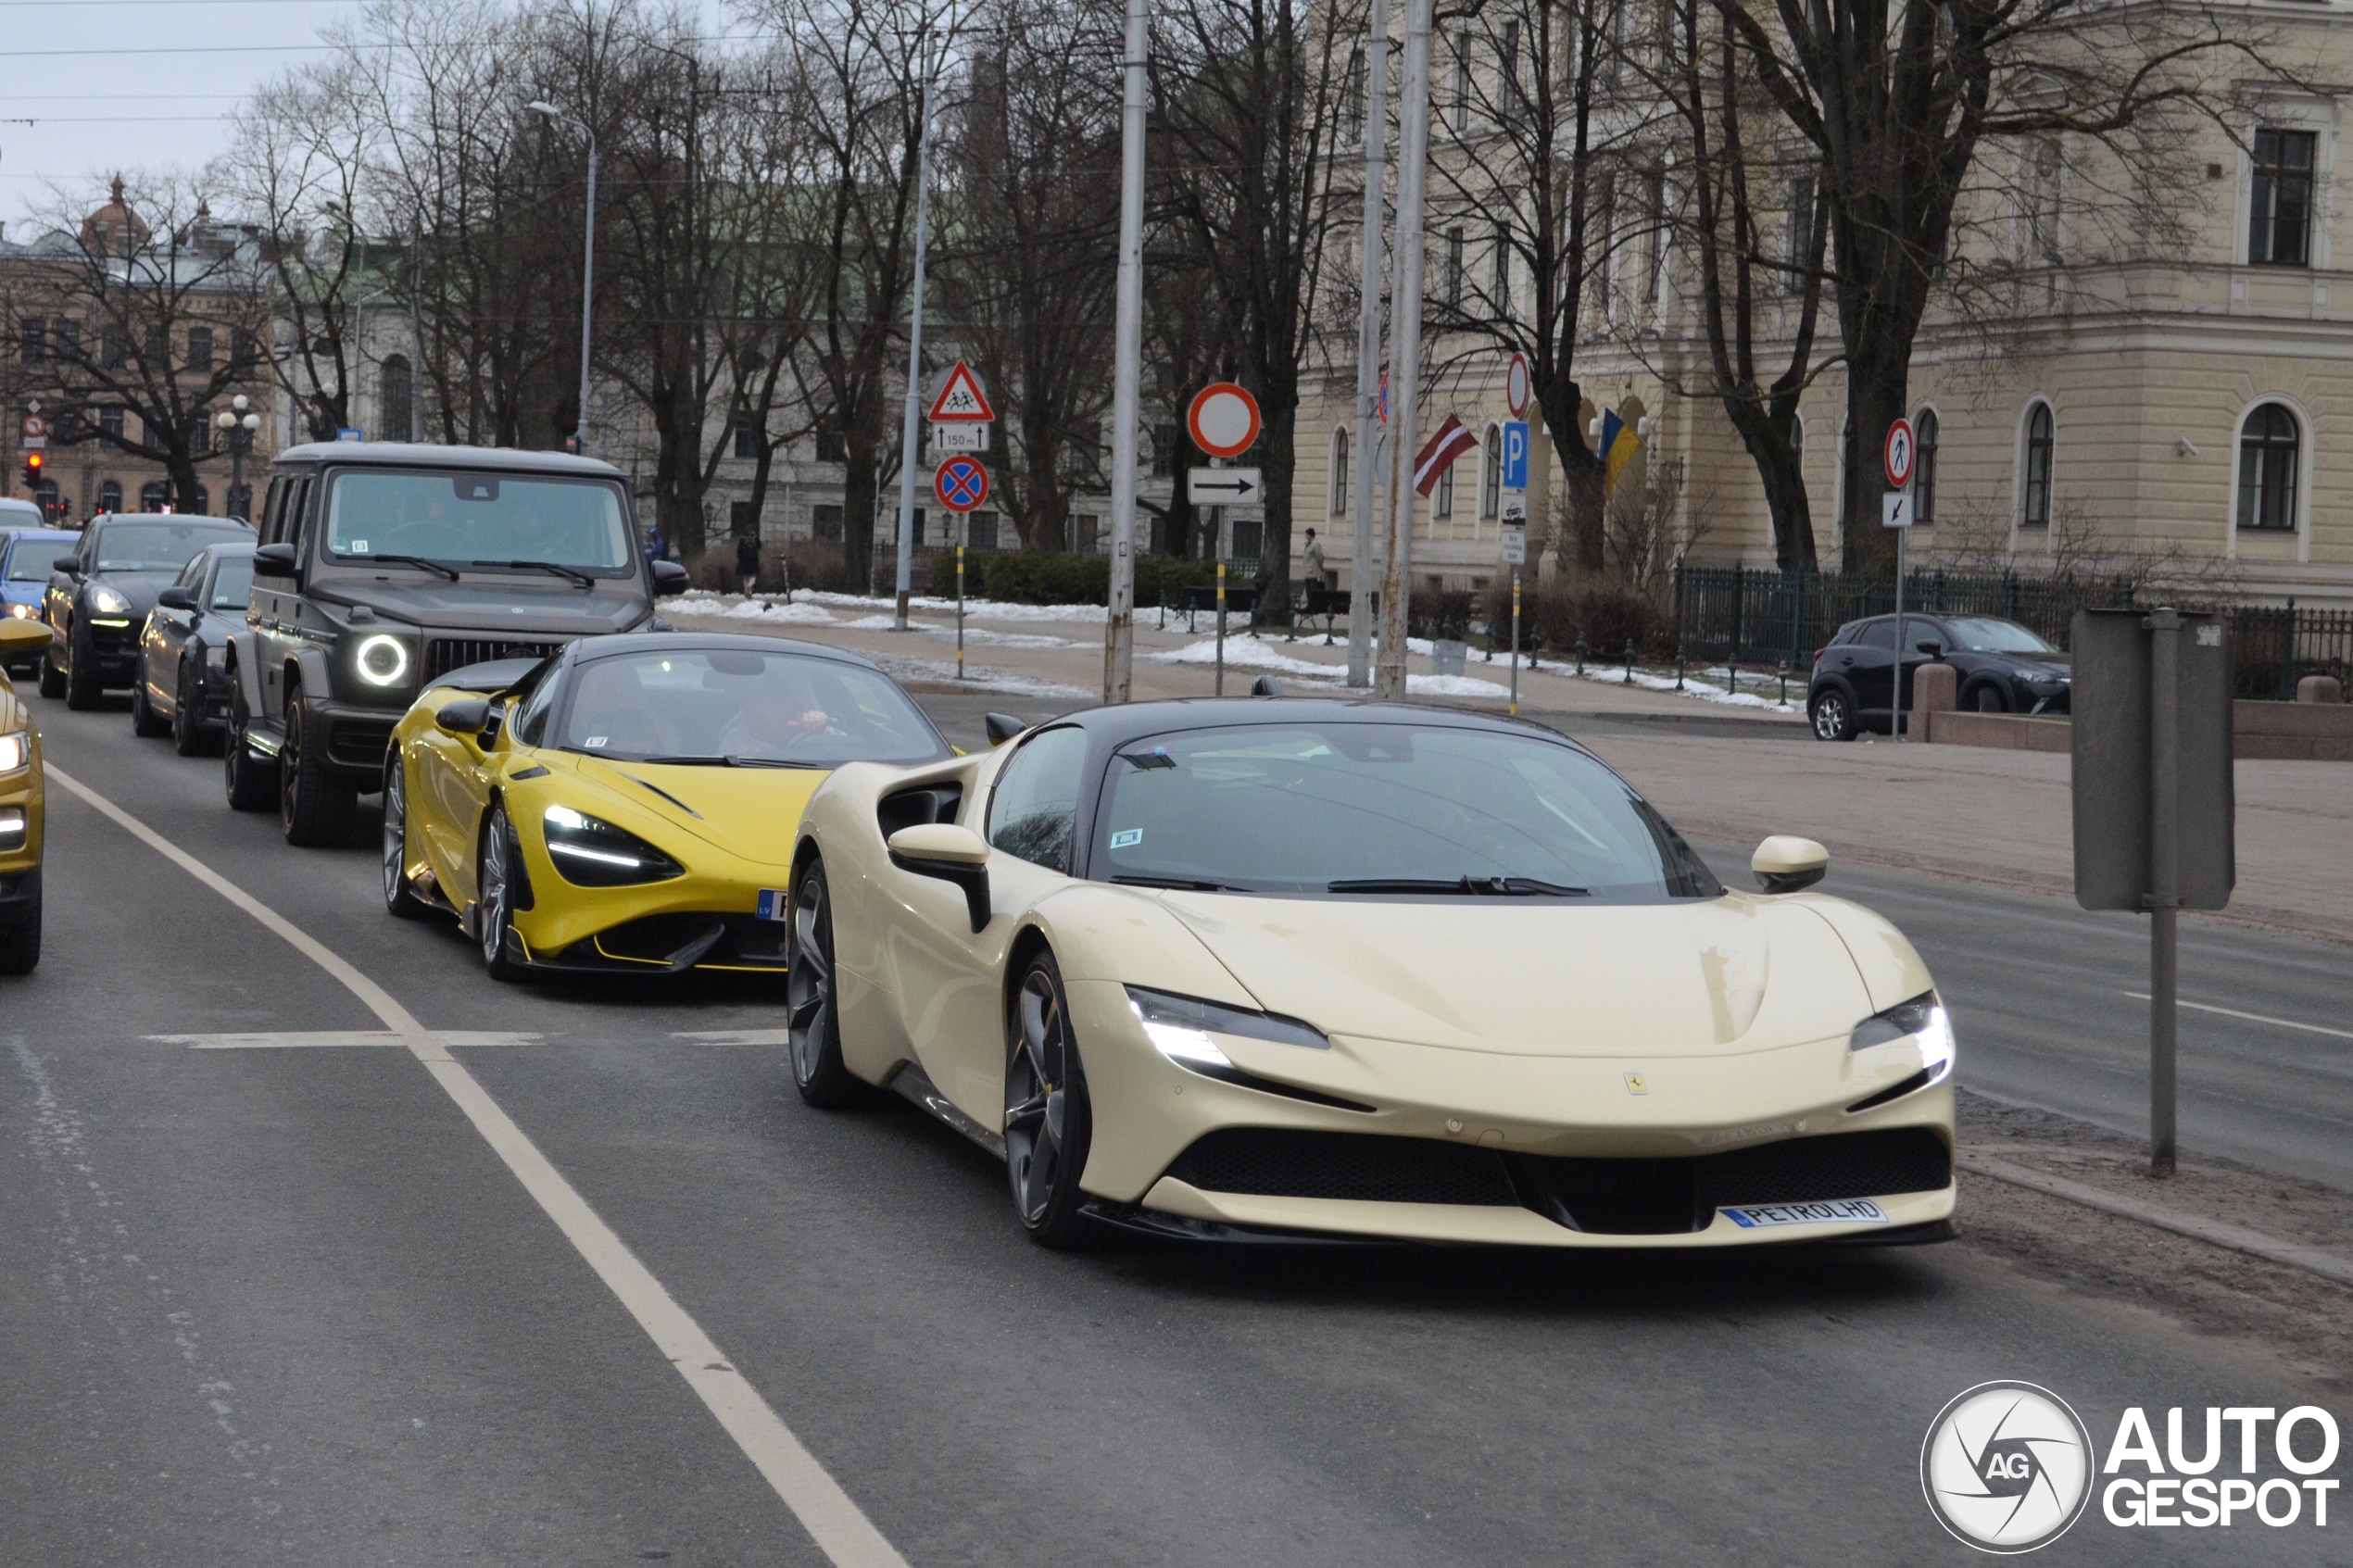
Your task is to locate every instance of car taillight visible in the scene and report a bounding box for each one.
[1810,647,1826,667]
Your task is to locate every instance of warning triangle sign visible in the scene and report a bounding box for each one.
[928,361,994,422]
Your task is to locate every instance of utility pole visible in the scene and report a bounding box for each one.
[1102,0,1148,703]
[1374,0,1433,700]
[891,65,939,633]
[1347,0,1391,688]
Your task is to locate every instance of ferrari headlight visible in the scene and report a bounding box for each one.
[0,806,23,849]
[354,633,411,687]
[88,586,131,615]
[540,803,684,886]
[1849,991,1953,1083]
[0,731,26,774]
[1126,986,1328,1069]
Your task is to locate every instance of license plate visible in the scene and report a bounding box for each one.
[1720,1198,1888,1228]
[755,889,789,921]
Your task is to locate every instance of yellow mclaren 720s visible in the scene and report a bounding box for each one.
[383,631,953,978]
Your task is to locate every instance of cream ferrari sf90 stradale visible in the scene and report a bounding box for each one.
[786,698,1956,1249]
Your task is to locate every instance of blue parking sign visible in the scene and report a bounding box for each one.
[1502,421,1529,490]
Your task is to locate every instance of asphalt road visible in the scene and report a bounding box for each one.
[3,690,2341,1566]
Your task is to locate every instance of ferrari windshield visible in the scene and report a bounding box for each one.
[323,470,635,574]
[92,521,248,572]
[1094,722,1721,900]
[553,648,950,767]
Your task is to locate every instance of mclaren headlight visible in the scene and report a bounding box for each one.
[88,585,131,615]
[540,803,684,886]
[0,731,26,773]
[1126,985,1328,1074]
[1849,991,1954,1084]
[353,633,412,688]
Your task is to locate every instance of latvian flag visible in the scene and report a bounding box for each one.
[1412,415,1478,496]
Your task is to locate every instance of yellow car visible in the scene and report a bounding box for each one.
[383,632,955,979]
[0,618,50,974]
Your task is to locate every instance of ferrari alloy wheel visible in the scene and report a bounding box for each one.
[1809,687,1856,743]
[171,660,208,756]
[381,759,433,921]
[63,624,102,710]
[1003,951,1096,1248]
[786,860,871,1107]
[223,687,278,811]
[131,670,170,737]
[476,802,521,980]
[280,696,359,847]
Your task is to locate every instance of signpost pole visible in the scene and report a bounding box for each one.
[1510,568,1520,717]
[891,67,938,633]
[1214,560,1227,696]
[2146,608,2182,1175]
[1347,0,1391,689]
[1376,0,1435,701]
[1894,522,1908,742]
[956,538,967,681]
[1102,0,1148,704]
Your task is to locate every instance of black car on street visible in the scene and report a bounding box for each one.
[1806,612,2072,741]
[42,514,256,709]
[132,540,256,754]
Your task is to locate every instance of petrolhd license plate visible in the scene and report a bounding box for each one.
[1720,1198,1888,1228]
[755,889,789,921]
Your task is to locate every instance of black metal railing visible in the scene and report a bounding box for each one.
[1672,566,2353,699]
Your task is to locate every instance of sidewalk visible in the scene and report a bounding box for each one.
[671,589,2349,945]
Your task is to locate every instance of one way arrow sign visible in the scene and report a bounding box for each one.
[1188,467,1261,504]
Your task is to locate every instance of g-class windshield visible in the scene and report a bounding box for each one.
[322,470,635,577]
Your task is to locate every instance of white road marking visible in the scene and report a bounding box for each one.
[152,1031,543,1049]
[2122,991,2353,1042]
[673,1029,794,1046]
[45,765,910,1568]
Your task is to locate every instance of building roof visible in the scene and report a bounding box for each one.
[271,442,625,479]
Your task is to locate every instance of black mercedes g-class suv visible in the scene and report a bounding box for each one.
[225,444,687,845]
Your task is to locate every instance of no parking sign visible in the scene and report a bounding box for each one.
[934,456,989,513]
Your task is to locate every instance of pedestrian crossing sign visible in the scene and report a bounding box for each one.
[928,361,994,422]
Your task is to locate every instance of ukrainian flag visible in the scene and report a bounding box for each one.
[1599,408,1642,495]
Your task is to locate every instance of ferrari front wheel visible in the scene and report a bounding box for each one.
[786,860,871,1107]
[1004,950,1096,1249]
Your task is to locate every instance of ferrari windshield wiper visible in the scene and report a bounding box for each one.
[1327,875,1591,896]
[481,558,598,588]
[359,553,459,581]
[1111,874,1253,892]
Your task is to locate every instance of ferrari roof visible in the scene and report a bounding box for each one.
[1035,696,1577,750]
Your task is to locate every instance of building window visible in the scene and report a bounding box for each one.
[189,410,213,455]
[1330,428,1350,515]
[1230,518,1263,563]
[186,327,214,372]
[2020,402,2054,529]
[1151,422,1180,478]
[2236,402,2300,531]
[1435,461,1455,520]
[141,480,170,512]
[813,414,847,464]
[733,419,758,459]
[19,317,43,360]
[1480,424,1502,520]
[1492,223,1510,303]
[1343,45,1365,143]
[1445,227,1465,307]
[1496,20,1520,127]
[1453,33,1473,133]
[1073,513,1101,555]
[2024,138,2062,261]
[53,319,78,361]
[1913,408,1938,525]
[381,354,411,442]
[99,407,125,441]
[967,509,999,551]
[98,480,121,513]
[2249,128,2316,267]
[729,498,758,535]
[812,504,844,542]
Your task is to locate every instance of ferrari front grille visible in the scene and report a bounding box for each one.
[423,638,561,683]
[1164,1129,1519,1207]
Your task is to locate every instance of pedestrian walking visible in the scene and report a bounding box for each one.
[736,532,761,593]
[1301,528,1327,593]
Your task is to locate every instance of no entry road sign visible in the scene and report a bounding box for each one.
[934,456,989,513]
[1188,383,1261,459]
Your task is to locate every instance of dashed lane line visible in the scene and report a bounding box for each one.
[2122,991,2353,1042]
[151,1030,543,1048]
[44,764,912,1568]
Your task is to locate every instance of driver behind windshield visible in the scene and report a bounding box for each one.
[550,647,949,767]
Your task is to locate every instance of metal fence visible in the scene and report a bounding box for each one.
[1673,566,2353,699]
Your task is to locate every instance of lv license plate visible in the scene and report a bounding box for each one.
[755,889,789,922]
[1720,1198,1888,1228]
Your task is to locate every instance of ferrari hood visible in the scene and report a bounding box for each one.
[549,753,824,869]
[1153,893,1875,1059]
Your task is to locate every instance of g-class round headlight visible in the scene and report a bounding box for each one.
[355,633,410,686]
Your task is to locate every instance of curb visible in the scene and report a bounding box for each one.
[1960,1151,2353,1289]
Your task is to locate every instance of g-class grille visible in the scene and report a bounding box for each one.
[424,638,561,683]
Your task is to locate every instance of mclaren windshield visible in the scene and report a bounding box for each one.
[553,648,951,767]
[322,470,635,577]
[1092,722,1722,901]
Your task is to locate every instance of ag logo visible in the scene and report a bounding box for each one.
[1920,1382,2093,1552]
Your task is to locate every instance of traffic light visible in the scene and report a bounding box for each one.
[20,451,40,492]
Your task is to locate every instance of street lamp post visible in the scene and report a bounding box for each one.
[528,101,598,457]
[214,394,260,519]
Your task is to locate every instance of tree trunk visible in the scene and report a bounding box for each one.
[1839,350,1907,574]
[1252,400,1296,624]
[841,442,878,586]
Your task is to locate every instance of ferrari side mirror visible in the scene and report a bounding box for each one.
[435,697,492,734]
[983,712,1026,746]
[1752,834,1829,895]
[888,822,991,933]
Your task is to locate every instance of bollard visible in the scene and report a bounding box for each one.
[1778,659,1789,705]
[1623,639,1635,683]
[1676,646,1686,691]
[1576,634,1587,676]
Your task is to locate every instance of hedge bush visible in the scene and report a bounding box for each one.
[961,551,1221,608]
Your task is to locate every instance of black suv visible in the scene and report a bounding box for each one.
[1806,612,2072,741]
[225,444,687,845]
[42,513,256,709]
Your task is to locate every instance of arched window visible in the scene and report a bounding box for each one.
[381,354,413,442]
[1330,427,1350,515]
[2021,402,2054,528]
[1480,424,1503,520]
[2236,402,2300,531]
[1913,408,1939,525]
[140,480,169,512]
[97,480,121,514]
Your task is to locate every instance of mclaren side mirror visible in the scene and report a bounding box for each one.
[983,711,1026,746]
[0,618,53,657]
[435,697,492,734]
[1752,835,1830,895]
[887,822,991,933]
[650,558,689,596]
[253,543,300,578]
[157,586,198,612]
